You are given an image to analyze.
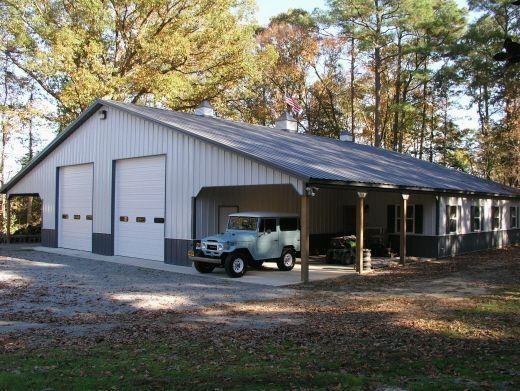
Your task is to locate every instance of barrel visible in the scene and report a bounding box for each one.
[363,249,372,271]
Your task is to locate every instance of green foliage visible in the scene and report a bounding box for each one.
[1,0,259,127]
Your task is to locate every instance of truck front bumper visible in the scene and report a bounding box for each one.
[189,256,222,265]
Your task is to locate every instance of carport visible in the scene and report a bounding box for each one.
[193,183,433,282]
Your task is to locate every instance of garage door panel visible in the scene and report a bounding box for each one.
[59,164,93,252]
[115,156,165,262]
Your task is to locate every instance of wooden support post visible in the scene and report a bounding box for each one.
[356,192,366,274]
[6,196,11,244]
[400,194,409,265]
[300,195,310,283]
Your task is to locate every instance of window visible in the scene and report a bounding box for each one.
[136,217,146,223]
[74,215,81,220]
[471,206,483,232]
[511,207,518,229]
[280,218,298,231]
[62,214,69,219]
[227,216,258,231]
[86,215,93,221]
[259,218,277,233]
[491,206,501,230]
[446,205,458,234]
[395,204,415,233]
[387,204,423,234]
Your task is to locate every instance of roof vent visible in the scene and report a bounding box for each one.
[195,100,215,117]
[275,112,298,133]
[340,131,353,142]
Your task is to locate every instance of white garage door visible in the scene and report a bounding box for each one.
[59,164,93,251]
[115,155,165,261]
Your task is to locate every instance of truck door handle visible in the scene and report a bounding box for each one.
[273,239,279,241]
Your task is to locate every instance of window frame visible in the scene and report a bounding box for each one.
[395,204,415,234]
[510,206,518,229]
[471,205,482,232]
[446,205,459,234]
[491,206,501,230]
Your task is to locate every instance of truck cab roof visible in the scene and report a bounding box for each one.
[229,212,299,218]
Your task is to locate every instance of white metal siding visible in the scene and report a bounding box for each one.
[6,106,305,242]
[58,164,93,251]
[440,196,518,236]
[115,156,165,261]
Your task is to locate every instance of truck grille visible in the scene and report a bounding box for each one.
[207,244,218,250]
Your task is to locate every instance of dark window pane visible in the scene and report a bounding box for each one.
[154,217,165,224]
[62,214,68,219]
[74,215,80,220]
[120,216,128,222]
[136,217,146,223]
[280,218,297,231]
[260,218,276,232]
[86,215,93,221]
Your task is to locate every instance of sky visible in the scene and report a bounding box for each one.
[255,0,326,25]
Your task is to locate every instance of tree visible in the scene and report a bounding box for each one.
[458,0,520,184]
[328,0,403,147]
[1,0,259,127]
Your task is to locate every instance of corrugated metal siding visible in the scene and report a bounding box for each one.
[440,196,520,236]
[196,186,437,238]
[7,106,305,240]
[196,185,301,238]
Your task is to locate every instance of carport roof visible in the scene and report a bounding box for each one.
[2,99,520,197]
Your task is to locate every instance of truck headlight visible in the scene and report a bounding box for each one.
[201,242,207,249]
[217,243,223,251]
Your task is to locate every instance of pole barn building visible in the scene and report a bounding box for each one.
[2,100,520,280]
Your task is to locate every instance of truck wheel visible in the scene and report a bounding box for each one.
[277,249,296,271]
[194,261,216,273]
[224,253,247,278]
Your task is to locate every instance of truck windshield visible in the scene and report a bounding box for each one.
[227,216,258,231]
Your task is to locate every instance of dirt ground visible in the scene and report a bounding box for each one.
[0,245,518,346]
[0,245,518,390]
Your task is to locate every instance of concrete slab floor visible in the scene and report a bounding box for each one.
[25,246,355,287]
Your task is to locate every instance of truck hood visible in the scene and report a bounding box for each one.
[202,231,256,243]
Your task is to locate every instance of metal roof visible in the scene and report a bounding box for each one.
[2,99,520,198]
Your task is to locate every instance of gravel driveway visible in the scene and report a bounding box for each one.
[0,247,297,335]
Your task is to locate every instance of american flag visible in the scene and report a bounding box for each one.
[284,95,303,114]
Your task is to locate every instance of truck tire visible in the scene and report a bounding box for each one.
[277,248,296,271]
[194,261,216,274]
[224,253,247,278]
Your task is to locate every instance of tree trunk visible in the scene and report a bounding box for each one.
[350,37,356,142]
[374,45,382,147]
[391,33,402,151]
[373,0,382,148]
[419,62,428,160]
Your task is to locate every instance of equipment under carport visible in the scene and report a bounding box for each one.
[325,235,356,265]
